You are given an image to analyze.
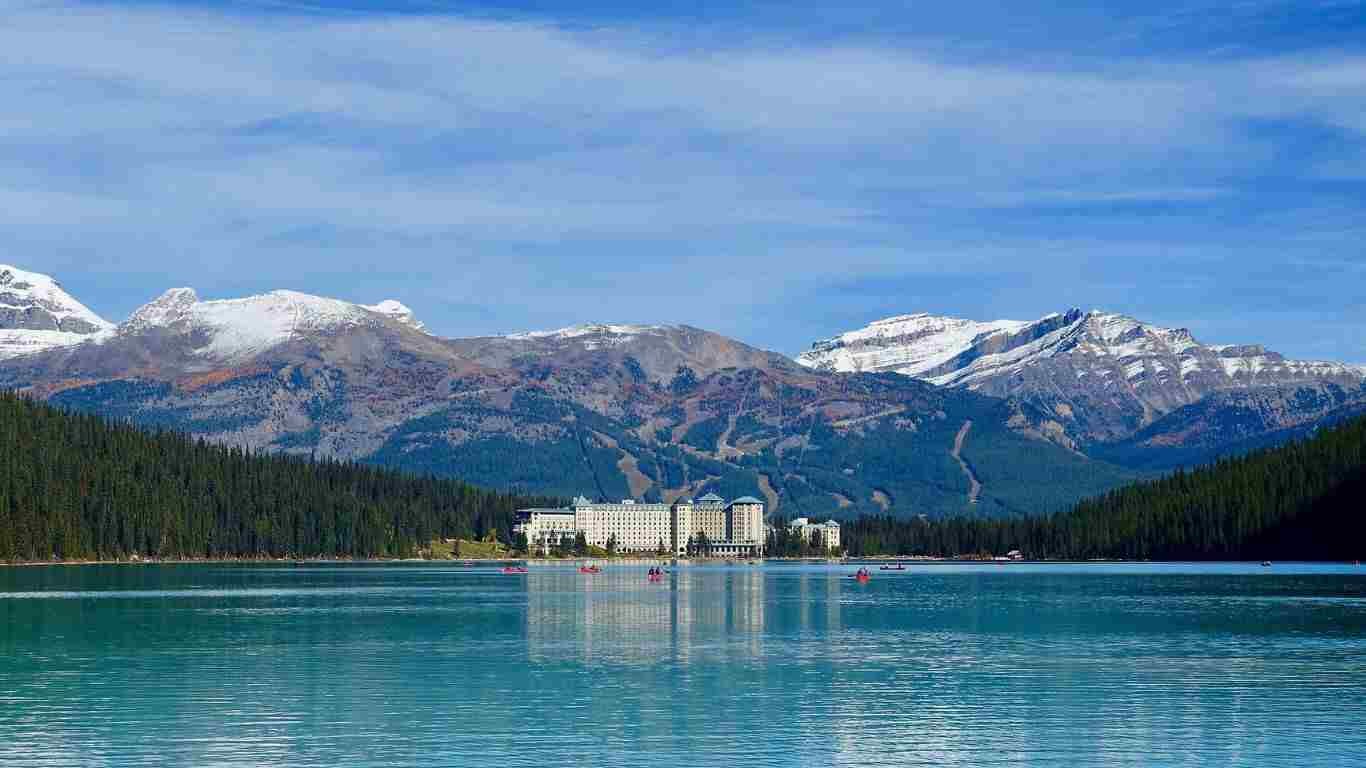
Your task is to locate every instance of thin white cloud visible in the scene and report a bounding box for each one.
[1,5,1359,225]
[0,2,1362,356]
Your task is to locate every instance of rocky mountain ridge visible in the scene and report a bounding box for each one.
[799,308,1366,452]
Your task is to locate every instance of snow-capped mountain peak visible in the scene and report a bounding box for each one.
[124,287,200,331]
[0,264,114,359]
[363,299,427,332]
[799,307,1366,441]
[119,288,430,362]
[0,264,112,333]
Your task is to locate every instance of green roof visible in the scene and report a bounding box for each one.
[728,496,764,506]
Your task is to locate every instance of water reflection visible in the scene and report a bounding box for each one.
[525,566,775,665]
[1,563,1364,767]
[520,566,875,667]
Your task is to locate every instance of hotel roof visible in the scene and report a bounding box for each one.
[517,507,574,515]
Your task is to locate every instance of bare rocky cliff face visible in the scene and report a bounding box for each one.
[799,308,1366,461]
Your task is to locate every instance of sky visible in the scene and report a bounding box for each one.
[3,0,1365,361]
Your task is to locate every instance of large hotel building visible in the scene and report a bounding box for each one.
[515,493,765,558]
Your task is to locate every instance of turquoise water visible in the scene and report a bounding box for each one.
[3,562,1365,767]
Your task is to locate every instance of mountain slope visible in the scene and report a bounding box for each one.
[799,308,1366,465]
[0,267,1135,519]
[1092,382,1366,470]
[839,411,1366,560]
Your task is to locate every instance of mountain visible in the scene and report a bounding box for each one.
[116,287,438,361]
[838,411,1366,561]
[798,309,1366,466]
[0,267,1136,520]
[0,264,113,358]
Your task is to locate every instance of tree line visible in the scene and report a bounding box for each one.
[0,393,554,562]
[840,412,1366,561]
[766,524,842,558]
[3,390,1362,563]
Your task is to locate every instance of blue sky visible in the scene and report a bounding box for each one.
[3,0,1365,360]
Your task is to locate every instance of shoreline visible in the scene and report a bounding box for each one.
[3,556,1360,568]
[0,554,682,568]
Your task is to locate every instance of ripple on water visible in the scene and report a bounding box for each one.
[1,564,1364,767]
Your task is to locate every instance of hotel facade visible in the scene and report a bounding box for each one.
[788,517,842,552]
[515,493,765,558]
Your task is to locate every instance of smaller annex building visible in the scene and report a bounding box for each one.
[514,493,765,557]
[787,518,841,552]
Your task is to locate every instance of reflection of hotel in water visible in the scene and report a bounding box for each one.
[524,568,769,665]
[524,569,851,665]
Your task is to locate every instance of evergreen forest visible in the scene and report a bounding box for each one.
[0,393,552,562]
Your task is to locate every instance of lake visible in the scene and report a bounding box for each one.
[3,562,1364,767]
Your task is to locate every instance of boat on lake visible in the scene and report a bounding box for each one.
[501,566,528,574]
[879,565,906,571]
[579,565,602,575]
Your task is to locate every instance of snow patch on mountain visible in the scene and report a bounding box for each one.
[504,323,671,349]
[194,291,364,360]
[0,328,109,359]
[797,313,1030,376]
